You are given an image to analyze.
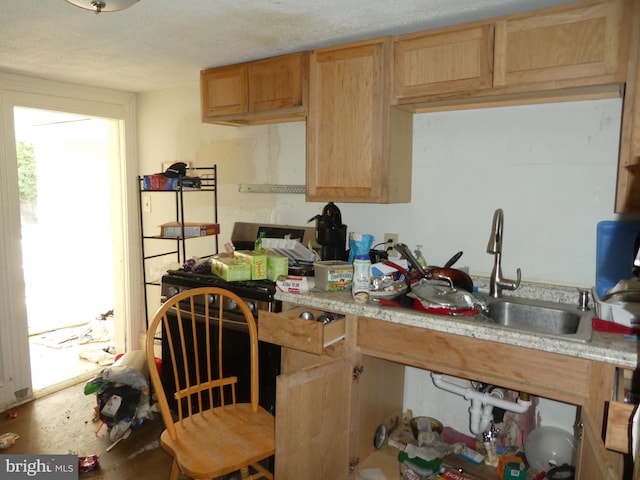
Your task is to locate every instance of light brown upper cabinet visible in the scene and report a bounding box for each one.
[393,24,495,101]
[306,38,413,203]
[200,51,309,125]
[393,0,631,107]
[494,0,629,89]
[616,0,640,213]
[201,64,247,118]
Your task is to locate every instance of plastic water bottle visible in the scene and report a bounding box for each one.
[254,231,265,252]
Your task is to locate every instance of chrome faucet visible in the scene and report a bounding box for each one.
[487,208,521,298]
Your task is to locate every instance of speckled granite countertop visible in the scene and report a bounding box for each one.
[275,278,638,369]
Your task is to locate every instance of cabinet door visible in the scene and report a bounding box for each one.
[307,39,412,203]
[494,0,627,88]
[393,24,494,100]
[200,64,248,117]
[577,410,621,480]
[275,356,351,479]
[248,52,307,113]
[307,40,386,202]
[616,0,640,212]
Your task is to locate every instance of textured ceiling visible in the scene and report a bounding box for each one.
[1,0,575,93]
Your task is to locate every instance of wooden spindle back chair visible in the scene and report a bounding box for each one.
[146,286,274,480]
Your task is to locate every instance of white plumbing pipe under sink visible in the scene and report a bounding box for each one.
[431,373,532,435]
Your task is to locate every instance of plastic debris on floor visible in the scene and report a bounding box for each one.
[30,309,117,366]
[78,310,115,345]
[77,310,117,365]
[84,351,152,449]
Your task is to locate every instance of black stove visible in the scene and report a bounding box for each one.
[161,269,278,314]
[163,269,277,296]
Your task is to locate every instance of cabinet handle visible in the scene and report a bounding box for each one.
[353,365,365,380]
[575,422,583,441]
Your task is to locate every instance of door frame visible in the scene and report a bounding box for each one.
[0,72,141,409]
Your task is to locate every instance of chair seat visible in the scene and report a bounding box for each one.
[160,403,275,479]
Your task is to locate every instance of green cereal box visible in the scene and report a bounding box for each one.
[266,254,288,281]
[211,256,251,282]
[233,250,268,280]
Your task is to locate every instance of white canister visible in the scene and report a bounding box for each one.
[352,255,371,303]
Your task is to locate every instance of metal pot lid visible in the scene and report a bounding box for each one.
[408,279,475,309]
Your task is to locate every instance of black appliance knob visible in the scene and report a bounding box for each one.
[166,287,179,298]
[224,298,237,310]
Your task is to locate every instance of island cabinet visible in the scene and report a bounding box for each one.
[200,51,309,125]
[306,38,413,203]
[259,305,629,479]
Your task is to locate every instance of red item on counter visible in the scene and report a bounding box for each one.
[412,299,478,316]
[376,298,478,316]
[592,317,640,336]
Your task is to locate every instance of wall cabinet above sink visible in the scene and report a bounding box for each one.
[493,0,628,89]
[306,38,413,203]
[200,51,309,126]
[393,0,630,107]
[393,24,495,100]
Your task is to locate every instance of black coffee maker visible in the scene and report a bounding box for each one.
[308,202,348,261]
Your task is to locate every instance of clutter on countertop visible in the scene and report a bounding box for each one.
[276,275,315,293]
[592,317,640,336]
[349,233,374,304]
[593,221,640,328]
[314,260,353,292]
[308,201,348,262]
[593,281,640,328]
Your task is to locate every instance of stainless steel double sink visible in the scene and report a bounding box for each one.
[478,295,592,342]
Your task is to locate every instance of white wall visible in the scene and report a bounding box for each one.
[138,85,628,286]
[137,83,636,438]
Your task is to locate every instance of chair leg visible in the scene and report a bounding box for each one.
[169,459,181,480]
[247,464,273,480]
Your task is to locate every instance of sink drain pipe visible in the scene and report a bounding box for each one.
[431,372,532,434]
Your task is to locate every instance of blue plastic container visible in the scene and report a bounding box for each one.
[596,220,640,298]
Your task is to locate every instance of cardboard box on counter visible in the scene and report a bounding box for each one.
[266,254,288,281]
[276,275,315,293]
[211,256,251,282]
[161,222,220,238]
[314,260,353,291]
[233,250,267,280]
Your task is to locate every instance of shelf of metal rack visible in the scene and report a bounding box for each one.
[138,165,219,326]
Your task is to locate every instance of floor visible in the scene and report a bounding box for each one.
[2,382,173,479]
[29,324,112,397]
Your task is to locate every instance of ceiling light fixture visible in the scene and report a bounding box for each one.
[64,0,140,14]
